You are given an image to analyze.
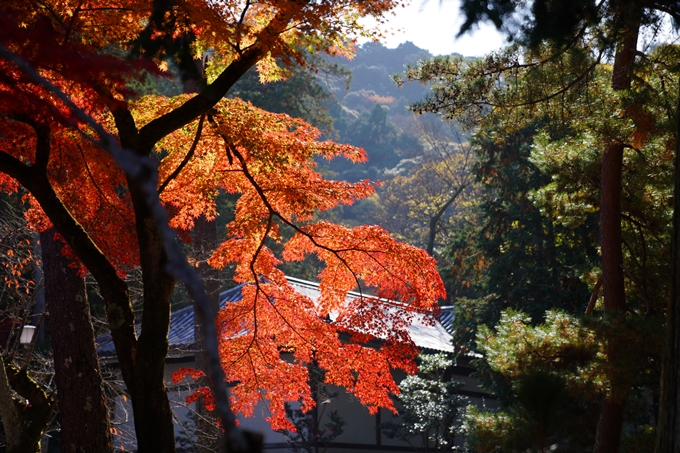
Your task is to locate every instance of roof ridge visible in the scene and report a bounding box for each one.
[97,276,455,358]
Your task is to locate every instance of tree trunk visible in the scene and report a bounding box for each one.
[654,70,680,453]
[595,401,626,453]
[426,185,464,256]
[0,354,54,453]
[124,176,177,453]
[601,141,626,315]
[40,228,114,453]
[129,369,176,453]
[594,4,640,453]
[194,213,223,452]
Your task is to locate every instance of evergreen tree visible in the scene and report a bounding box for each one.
[446,124,597,351]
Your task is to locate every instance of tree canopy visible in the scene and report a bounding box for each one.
[399,3,680,451]
[0,1,444,452]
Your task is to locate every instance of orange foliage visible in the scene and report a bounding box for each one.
[626,103,657,150]
[0,0,443,436]
[151,97,445,429]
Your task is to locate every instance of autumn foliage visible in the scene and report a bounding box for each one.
[0,0,444,442]
[144,95,445,429]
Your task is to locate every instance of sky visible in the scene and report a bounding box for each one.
[364,0,680,57]
[360,0,507,57]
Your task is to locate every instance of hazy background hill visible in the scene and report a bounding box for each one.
[328,41,440,117]
[321,41,450,183]
[227,40,475,263]
[228,40,463,182]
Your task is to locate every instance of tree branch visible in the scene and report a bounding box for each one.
[0,45,246,450]
[208,115,367,299]
[4,113,51,175]
[585,278,602,315]
[138,4,305,148]
[427,185,467,255]
[158,114,205,194]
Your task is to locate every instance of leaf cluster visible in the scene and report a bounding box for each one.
[466,310,598,452]
[145,95,447,429]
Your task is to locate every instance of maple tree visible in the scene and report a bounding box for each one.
[0,1,444,452]
[149,94,444,429]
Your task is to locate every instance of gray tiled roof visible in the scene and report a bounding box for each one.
[439,306,455,334]
[97,284,244,358]
[97,277,454,357]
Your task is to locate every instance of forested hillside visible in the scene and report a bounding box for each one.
[243,24,680,453]
[328,41,435,116]
[227,41,477,265]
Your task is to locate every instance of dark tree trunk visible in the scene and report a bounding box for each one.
[601,141,626,314]
[0,358,54,453]
[128,357,175,453]
[194,214,222,452]
[124,176,177,453]
[595,401,626,453]
[426,185,464,256]
[594,3,640,453]
[654,72,680,453]
[40,228,114,453]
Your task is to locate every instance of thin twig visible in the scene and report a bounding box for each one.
[238,0,251,25]
[158,114,206,194]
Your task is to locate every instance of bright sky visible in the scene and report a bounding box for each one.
[366,0,680,57]
[361,0,507,57]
